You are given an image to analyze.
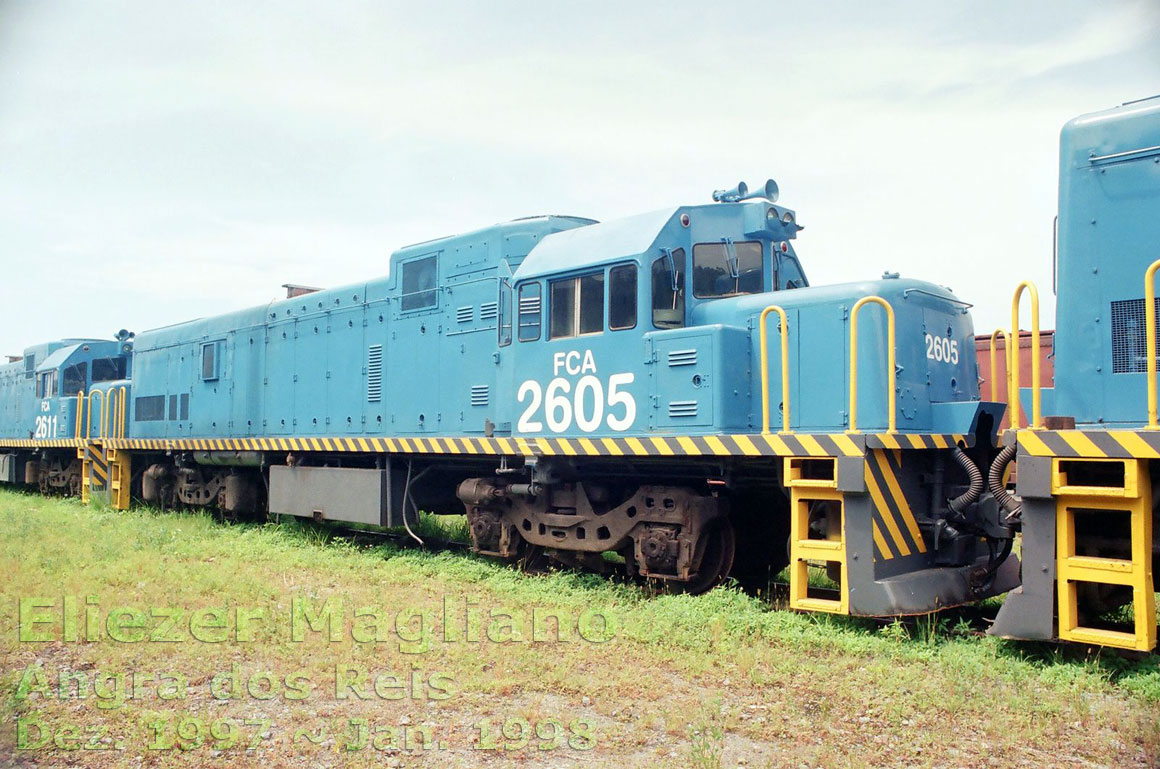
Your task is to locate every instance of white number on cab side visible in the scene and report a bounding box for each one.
[33,415,58,439]
[925,334,959,365]
[517,371,636,433]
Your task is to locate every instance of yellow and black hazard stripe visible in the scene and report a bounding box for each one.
[864,449,928,562]
[106,433,867,458]
[1015,429,1160,459]
[865,433,968,450]
[103,431,971,458]
[86,444,109,490]
[0,438,86,449]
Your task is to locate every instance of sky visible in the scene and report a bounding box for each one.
[0,1,1158,357]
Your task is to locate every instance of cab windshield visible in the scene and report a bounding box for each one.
[692,241,764,298]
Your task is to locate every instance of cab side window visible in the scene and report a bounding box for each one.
[778,254,808,289]
[652,248,686,329]
[62,363,87,395]
[37,371,57,398]
[609,265,637,331]
[550,273,604,339]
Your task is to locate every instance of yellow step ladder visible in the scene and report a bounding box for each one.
[1054,457,1156,651]
[786,456,848,614]
[107,447,131,511]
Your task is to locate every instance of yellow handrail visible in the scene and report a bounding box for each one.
[1010,281,1042,430]
[86,389,104,440]
[1146,259,1160,429]
[848,296,896,434]
[73,390,85,438]
[759,305,791,433]
[109,385,126,439]
[988,329,1010,402]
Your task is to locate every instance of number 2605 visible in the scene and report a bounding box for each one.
[925,334,958,365]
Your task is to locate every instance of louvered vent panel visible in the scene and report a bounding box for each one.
[1111,298,1160,374]
[667,349,697,367]
[519,296,541,314]
[479,301,498,321]
[367,344,383,402]
[470,385,489,407]
[668,400,698,418]
[456,305,474,323]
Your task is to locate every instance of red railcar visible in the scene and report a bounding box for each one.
[974,330,1054,430]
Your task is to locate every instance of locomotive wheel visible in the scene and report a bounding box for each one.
[686,519,737,594]
[647,519,736,595]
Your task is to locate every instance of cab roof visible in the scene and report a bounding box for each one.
[513,208,676,281]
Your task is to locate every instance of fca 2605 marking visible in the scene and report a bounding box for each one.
[517,350,636,433]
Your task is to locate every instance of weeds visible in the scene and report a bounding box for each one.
[686,700,726,769]
[0,489,1158,768]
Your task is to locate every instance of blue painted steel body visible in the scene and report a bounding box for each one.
[1044,97,1160,426]
[124,196,987,443]
[127,216,595,440]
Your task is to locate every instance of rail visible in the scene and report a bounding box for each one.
[1146,259,1160,429]
[759,305,791,433]
[1009,281,1042,430]
[847,296,896,434]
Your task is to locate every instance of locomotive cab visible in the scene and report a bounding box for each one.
[481,183,1011,602]
[502,191,808,438]
[31,338,132,441]
[0,335,131,495]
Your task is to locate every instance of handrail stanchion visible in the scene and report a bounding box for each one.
[116,386,127,439]
[989,329,1011,432]
[847,296,896,434]
[759,305,791,434]
[74,390,85,438]
[1010,281,1043,430]
[988,329,1010,403]
[1145,260,1160,429]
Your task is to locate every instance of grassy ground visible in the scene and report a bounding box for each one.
[0,489,1158,769]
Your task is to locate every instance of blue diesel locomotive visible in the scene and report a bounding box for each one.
[0,184,1013,612]
[1,97,1156,649]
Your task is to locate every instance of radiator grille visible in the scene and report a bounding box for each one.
[135,395,165,422]
[479,301,498,321]
[456,305,474,323]
[1111,298,1160,374]
[668,400,698,418]
[367,344,383,402]
[667,349,697,367]
[470,385,489,407]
